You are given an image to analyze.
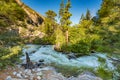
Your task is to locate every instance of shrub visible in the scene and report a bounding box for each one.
[0,46,22,69]
[95,66,113,80]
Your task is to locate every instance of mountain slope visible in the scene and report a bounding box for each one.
[15,0,44,26]
[0,0,45,45]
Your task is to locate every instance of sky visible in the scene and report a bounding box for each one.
[22,0,102,25]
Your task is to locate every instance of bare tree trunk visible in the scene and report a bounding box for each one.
[65,30,69,45]
[25,52,34,69]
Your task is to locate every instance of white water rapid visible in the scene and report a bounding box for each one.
[21,44,115,70]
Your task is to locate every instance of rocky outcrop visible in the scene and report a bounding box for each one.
[4,65,103,80]
[15,0,44,26]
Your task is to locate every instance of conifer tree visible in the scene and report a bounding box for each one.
[45,10,57,35]
[61,0,72,44]
[85,9,91,20]
[59,0,65,25]
[79,13,85,23]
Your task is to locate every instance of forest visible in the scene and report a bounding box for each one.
[0,0,120,80]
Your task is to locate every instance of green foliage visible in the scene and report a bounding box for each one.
[59,0,65,19]
[98,0,114,18]
[0,0,27,28]
[51,63,93,77]
[55,28,66,50]
[60,0,72,31]
[79,13,85,23]
[96,66,113,80]
[44,10,57,35]
[71,39,91,55]
[0,30,22,46]
[45,10,57,20]
[0,46,22,68]
[85,9,91,20]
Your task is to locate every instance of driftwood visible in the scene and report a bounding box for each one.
[21,52,45,69]
[21,52,34,69]
[26,52,34,69]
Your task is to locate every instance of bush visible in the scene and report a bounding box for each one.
[0,46,22,69]
[95,66,113,80]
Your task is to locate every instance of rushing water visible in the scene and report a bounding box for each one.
[20,44,115,70]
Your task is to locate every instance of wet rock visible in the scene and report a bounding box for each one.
[35,62,44,67]
[6,76,12,80]
[39,59,44,62]
[13,71,17,76]
[68,53,76,59]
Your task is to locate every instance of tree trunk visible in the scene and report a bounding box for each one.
[65,30,69,45]
[25,52,34,69]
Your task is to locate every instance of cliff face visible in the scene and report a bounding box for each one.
[15,0,44,26]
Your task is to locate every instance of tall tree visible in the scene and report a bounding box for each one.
[98,0,114,18]
[59,0,64,18]
[45,10,57,35]
[85,9,91,20]
[45,10,57,21]
[59,0,65,25]
[79,13,85,23]
[62,0,72,44]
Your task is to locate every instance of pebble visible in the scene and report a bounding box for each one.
[19,71,22,74]
[37,76,41,80]
[24,69,31,75]
[36,72,42,76]
[36,68,41,72]
[13,71,17,76]
[29,75,34,80]
[6,76,12,80]
[16,73,23,78]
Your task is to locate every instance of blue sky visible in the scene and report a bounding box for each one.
[22,0,102,24]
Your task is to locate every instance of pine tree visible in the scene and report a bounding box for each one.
[62,0,72,44]
[59,0,65,25]
[98,0,114,18]
[58,0,72,45]
[62,0,72,31]
[45,10,57,35]
[85,9,91,20]
[45,10,57,21]
[79,13,85,23]
[59,0,64,18]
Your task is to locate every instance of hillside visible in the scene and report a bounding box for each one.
[0,0,45,46]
